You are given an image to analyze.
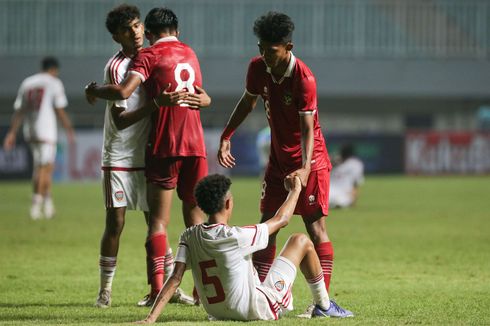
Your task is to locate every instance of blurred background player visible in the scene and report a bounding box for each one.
[136,174,352,323]
[217,12,340,316]
[85,7,211,306]
[89,4,195,308]
[329,144,365,209]
[3,56,75,220]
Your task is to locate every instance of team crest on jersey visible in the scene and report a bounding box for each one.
[308,194,316,205]
[283,92,292,106]
[115,190,124,202]
[274,279,285,291]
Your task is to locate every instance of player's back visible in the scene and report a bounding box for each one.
[331,157,364,196]
[14,72,67,143]
[177,224,267,321]
[130,37,206,158]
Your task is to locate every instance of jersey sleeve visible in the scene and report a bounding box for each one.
[103,58,128,109]
[53,80,68,109]
[175,232,191,270]
[245,60,262,96]
[13,81,26,111]
[234,223,269,256]
[129,50,152,83]
[297,75,317,115]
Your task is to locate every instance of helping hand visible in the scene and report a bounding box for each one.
[217,139,235,168]
[287,167,311,188]
[284,175,302,192]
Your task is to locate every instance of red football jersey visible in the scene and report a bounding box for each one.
[246,54,331,175]
[130,36,206,158]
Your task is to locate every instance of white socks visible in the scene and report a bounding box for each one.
[99,255,117,291]
[307,273,330,310]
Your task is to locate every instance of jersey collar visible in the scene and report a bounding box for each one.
[155,36,178,44]
[266,52,296,84]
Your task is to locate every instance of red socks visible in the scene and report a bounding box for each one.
[315,242,334,292]
[145,232,167,296]
[252,244,276,282]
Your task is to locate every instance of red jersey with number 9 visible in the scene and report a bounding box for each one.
[246,54,331,175]
[130,36,206,158]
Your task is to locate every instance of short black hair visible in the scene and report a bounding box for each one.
[105,4,140,35]
[253,11,295,43]
[194,174,232,215]
[41,57,59,71]
[340,144,355,160]
[144,7,178,36]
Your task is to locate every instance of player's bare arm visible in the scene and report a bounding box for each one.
[85,72,142,102]
[264,175,302,235]
[288,113,314,187]
[110,83,189,130]
[55,108,76,144]
[218,91,258,168]
[136,262,186,324]
[3,109,26,150]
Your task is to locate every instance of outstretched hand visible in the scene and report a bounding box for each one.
[284,175,302,192]
[286,167,311,188]
[217,139,235,168]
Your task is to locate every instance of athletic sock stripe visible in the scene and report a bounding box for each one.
[307,272,324,284]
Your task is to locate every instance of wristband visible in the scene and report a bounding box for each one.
[220,127,235,141]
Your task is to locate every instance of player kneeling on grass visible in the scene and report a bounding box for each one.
[136,174,353,323]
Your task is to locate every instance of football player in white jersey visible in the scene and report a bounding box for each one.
[136,174,353,323]
[92,4,194,309]
[329,144,365,208]
[3,57,75,220]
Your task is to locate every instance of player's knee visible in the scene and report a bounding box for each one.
[289,233,312,249]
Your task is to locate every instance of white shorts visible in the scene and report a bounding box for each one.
[29,142,56,166]
[102,168,148,211]
[255,256,297,320]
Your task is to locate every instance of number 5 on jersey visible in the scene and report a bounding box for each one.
[199,259,225,304]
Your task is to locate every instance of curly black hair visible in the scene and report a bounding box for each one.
[253,11,295,43]
[105,4,140,35]
[144,7,178,36]
[194,174,232,215]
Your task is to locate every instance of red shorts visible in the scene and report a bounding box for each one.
[260,167,330,219]
[145,156,208,204]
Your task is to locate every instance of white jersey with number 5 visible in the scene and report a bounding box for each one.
[14,72,68,143]
[176,223,275,320]
[101,51,149,168]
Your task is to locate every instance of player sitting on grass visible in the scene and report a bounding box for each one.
[136,174,353,323]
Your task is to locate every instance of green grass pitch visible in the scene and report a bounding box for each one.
[1,176,489,325]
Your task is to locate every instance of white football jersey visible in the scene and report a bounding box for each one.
[13,72,68,143]
[329,157,364,207]
[101,51,149,168]
[176,223,273,321]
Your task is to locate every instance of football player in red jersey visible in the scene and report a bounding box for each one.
[218,11,344,316]
[85,7,211,306]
